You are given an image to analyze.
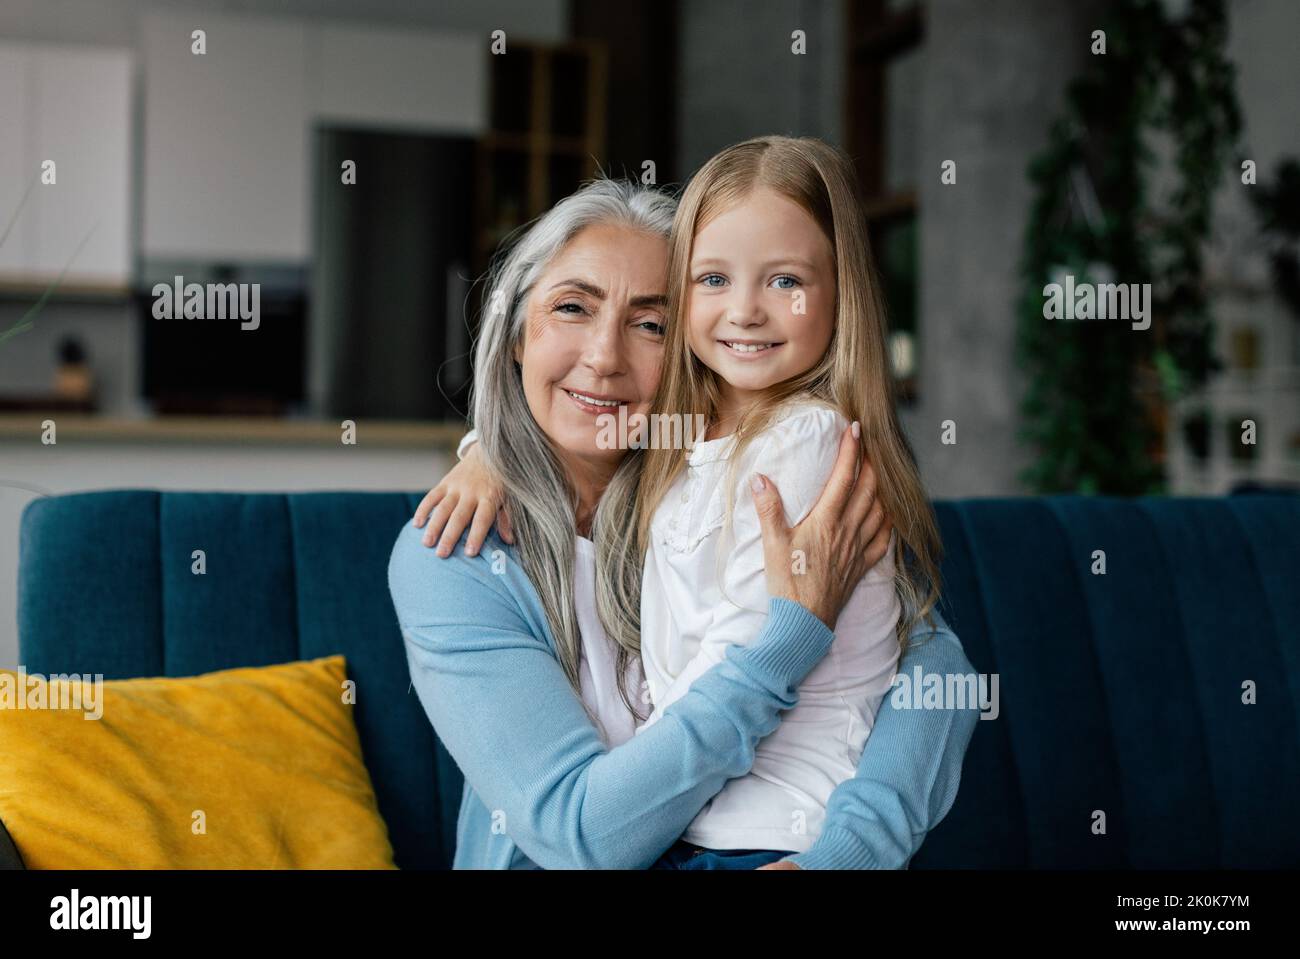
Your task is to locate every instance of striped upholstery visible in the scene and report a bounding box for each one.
[18,491,1300,868]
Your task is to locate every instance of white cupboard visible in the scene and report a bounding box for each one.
[0,42,133,288]
[140,12,309,262]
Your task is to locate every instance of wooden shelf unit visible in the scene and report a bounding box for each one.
[475,40,608,273]
[845,1,926,404]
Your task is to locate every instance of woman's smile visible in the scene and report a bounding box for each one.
[559,386,630,414]
[516,220,667,484]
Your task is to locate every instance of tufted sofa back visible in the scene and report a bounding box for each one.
[18,491,1300,868]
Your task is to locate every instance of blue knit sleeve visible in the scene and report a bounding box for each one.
[787,610,980,869]
[388,522,834,870]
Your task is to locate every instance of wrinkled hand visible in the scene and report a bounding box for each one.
[757,860,802,871]
[412,444,512,557]
[750,422,892,629]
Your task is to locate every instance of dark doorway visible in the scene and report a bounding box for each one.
[313,128,476,420]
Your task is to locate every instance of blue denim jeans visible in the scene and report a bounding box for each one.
[651,839,788,870]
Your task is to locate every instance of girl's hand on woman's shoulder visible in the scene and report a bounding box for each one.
[412,444,513,558]
[749,421,892,629]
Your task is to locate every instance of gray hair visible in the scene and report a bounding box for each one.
[470,179,675,721]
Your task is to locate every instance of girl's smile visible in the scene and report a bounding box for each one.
[718,339,785,356]
[686,187,835,417]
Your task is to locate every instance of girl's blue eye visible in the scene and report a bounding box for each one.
[771,275,800,290]
[700,274,727,288]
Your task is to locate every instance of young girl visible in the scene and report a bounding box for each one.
[598,136,941,861]
[418,136,942,865]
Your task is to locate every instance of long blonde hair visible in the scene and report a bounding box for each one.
[597,136,942,658]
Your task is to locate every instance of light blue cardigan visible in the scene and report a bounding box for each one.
[389,521,978,869]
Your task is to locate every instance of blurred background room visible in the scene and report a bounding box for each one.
[0,0,1297,668]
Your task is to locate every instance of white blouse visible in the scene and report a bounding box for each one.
[638,400,901,853]
[573,535,644,748]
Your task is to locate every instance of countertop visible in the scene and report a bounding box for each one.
[0,414,465,449]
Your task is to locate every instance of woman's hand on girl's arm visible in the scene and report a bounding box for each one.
[647,413,888,721]
[783,613,980,870]
[748,422,978,870]
[412,443,513,557]
[750,421,892,629]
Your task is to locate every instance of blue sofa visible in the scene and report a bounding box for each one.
[17,490,1300,868]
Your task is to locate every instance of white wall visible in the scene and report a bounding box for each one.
[0,0,569,48]
[139,11,490,263]
[314,24,487,133]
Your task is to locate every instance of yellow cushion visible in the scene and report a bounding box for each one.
[0,655,396,869]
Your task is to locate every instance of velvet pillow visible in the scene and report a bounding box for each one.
[0,655,395,869]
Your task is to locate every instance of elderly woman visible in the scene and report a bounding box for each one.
[388,179,976,870]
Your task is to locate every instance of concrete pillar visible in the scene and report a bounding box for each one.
[908,0,1103,497]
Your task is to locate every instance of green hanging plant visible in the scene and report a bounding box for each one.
[1016,0,1242,494]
